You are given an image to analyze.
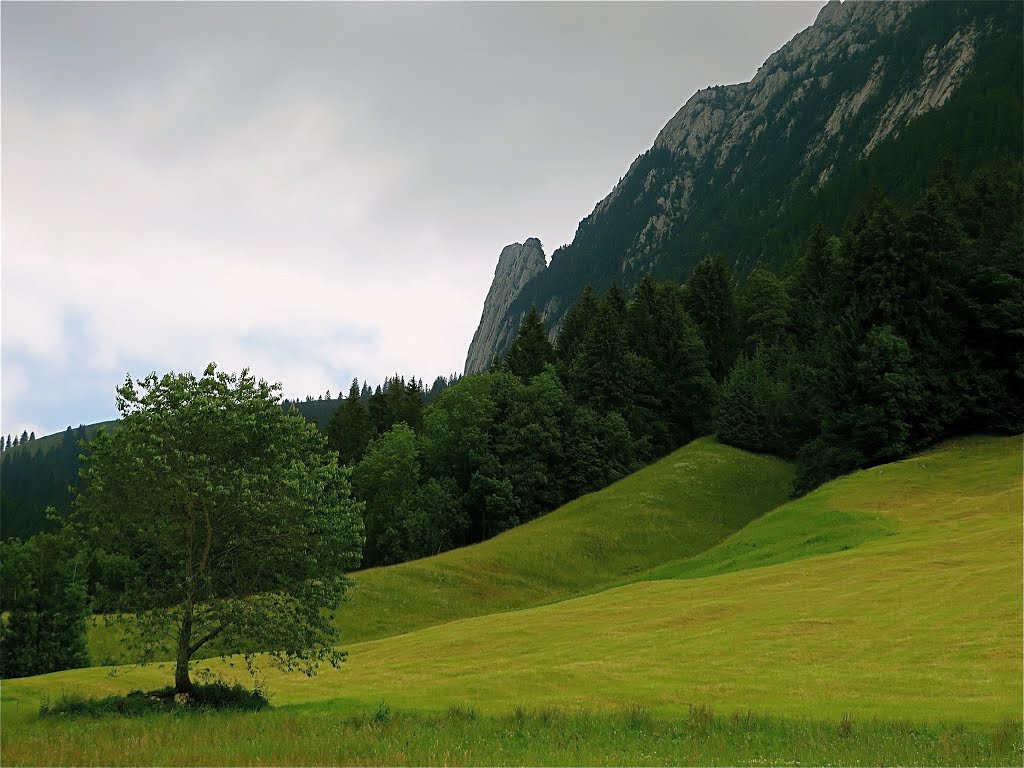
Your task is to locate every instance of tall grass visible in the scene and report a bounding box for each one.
[2,704,1020,766]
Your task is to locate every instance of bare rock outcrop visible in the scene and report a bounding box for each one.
[464,239,547,374]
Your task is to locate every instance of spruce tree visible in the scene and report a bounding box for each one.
[555,284,597,366]
[684,254,739,383]
[505,305,555,380]
[575,284,632,414]
[327,380,374,466]
[738,267,792,354]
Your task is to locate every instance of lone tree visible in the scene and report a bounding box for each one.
[74,364,365,694]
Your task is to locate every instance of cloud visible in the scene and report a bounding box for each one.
[1,1,824,437]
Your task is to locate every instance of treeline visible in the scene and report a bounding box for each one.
[334,276,720,568]
[0,427,87,541]
[337,163,1021,568]
[716,164,1022,492]
[2,165,1017,680]
[0,377,461,542]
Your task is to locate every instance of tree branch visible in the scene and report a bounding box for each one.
[188,623,225,656]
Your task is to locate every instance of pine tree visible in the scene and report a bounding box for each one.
[505,306,555,380]
[738,267,792,354]
[327,380,374,465]
[555,284,597,366]
[684,254,738,382]
[575,284,632,414]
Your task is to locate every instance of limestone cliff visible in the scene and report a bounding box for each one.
[464,238,547,374]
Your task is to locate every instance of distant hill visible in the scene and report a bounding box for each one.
[466,0,1024,371]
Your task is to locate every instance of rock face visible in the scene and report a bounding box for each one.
[464,238,547,374]
[463,0,1019,373]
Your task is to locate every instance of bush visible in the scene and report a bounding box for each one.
[39,682,269,718]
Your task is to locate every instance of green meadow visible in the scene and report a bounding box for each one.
[2,435,1021,765]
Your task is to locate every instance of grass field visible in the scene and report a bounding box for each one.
[3,704,1019,766]
[87,438,794,662]
[2,435,1020,765]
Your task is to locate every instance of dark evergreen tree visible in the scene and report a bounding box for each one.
[555,284,597,367]
[627,278,716,453]
[574,284,632,413]
[505,306,555,380]
[683,254,739,382]
[738,267,792,354]
[327,380,374,466]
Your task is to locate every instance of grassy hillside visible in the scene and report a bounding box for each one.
[86,438,794,663]
[2,435,1019,764]
[334,438,793,644]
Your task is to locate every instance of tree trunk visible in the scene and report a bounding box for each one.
[175,610,193,695]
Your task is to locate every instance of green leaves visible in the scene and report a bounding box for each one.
[74,364,364,691]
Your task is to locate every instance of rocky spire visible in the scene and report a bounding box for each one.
[464,238,546,374]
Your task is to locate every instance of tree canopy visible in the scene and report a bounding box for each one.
[74,364,365,694]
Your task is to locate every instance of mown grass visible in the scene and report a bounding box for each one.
[85,437,794,662]
[3,435,1019,765]
[335,438,794,644]
[2,702,1020,766]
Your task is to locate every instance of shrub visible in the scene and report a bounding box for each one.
[38,682,268,718]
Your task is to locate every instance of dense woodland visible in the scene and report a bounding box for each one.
[329,163,1022,568]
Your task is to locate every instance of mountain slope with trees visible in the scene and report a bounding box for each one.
[466,0,1023,370]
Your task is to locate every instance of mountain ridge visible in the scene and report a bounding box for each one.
[464,0,1022,373]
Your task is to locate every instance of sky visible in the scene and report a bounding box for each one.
[1,1,825,439]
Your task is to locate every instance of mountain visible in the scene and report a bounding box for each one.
[465,0,1023,373]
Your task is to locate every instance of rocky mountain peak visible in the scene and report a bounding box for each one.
[464,239,547,374]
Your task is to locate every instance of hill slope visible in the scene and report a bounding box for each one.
[86,438,793,662]
[6,435,1018,729]
[335,438,792,644]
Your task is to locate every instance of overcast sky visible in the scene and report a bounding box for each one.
[2,1,824,439]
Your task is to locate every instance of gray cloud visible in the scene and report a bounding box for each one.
[1,0,824,436]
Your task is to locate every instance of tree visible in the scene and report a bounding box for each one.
[738,267,792,354]
[555,284,597,369]
[574,284,632,413]
[505,306,555,380]
[684,254,738,382]
[351,423,421,567]
[327,380,374,465]
[74,365,365,695]
[0,529,89,679]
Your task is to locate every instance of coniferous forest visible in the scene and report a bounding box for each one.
[328,163,1021,569]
